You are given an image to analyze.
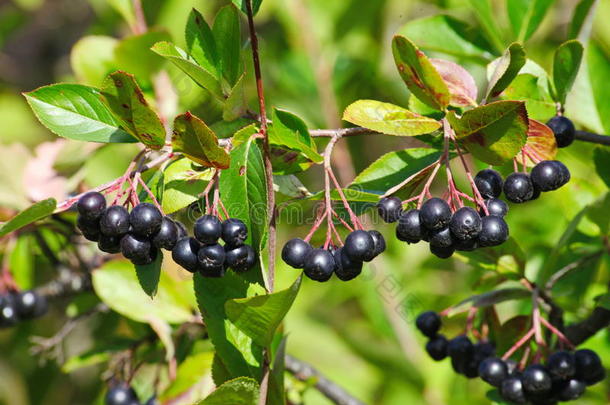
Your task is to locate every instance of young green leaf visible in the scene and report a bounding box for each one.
[24,84,135,143]
[213,4,242,86]
[448,100,528,165]
[0,198,56,237]
[342,99,441,136]
[134,251,163,298]
[274,175,311,199]
[172,112,230,169]
[466,0,506,54]
[501,74,556,121]
[186,9,220,79]
[225,276,301,347]
[391,36,451,110]
[587,41,610,134]
[160,352,214,403]
[161,158,214,214]
[100,71,166,150]
[518,119,557,166]
[197,377,259,405]
[486,43,526,100]
[70,36,119,86]
[223,73,247,121]
[552,40,584,105]
[507,0,555,42]
[232,0,263,16]
[114,30,171,81]
[593,147,610,188]
[568,0,597,41]
[268,108,322,162]
[430,59,478,107]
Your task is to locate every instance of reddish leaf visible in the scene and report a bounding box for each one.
[430,59,478,107]
[518,119,557,166]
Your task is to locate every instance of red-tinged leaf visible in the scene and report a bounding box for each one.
[518,119,557,166]
[430,59,478,107]
[391,35,451,110]
[486,43,526,100]
[172,112,230,169]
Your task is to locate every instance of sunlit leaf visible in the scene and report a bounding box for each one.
[486,43,526,100]
[518,119,557,166]
[172,112,230,169]
[0,198,56,237]
[430,59,478,107]
[552,40,584,105]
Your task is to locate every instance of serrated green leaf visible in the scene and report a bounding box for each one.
[225,276,301,347]
[553,40,584,105]
[70,36,118,86]
[197,377,259,405]
[342,99,441,136]
[455,238,527,278]
[568,0,598,41]
[100,71,166,149]
[161,158,214,214]
[213,4,242,86]
[24,84,135,143]
[268,108,322,162]
[186,9,220,79]
[507,0,555,42]
[0,198,56,237]
[134,251,162,298]
[114,30,171,81]
[501,74,556,121]
[223,73,247,121]
[486,43,526,100]
[391,36,451,110]
[231,0,262,16]
[466,0,505,54]
[449,100,528,165]
[172,112,230,169]
[593,147,610,188]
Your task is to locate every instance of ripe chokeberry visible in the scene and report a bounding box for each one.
[475,169,503,198]
[225,245,252,272]
[478,216,508,247]
[0,295,18,328]
[426,334,448,361]
[415,311,441,338]
[546,351,575,381]
[333,247,362,281]
[129,203,162,238]
[100,206,130,237]
[198,244,225,277]
[77,216,101,242]
[481,198,508,217]
[120,234,156,265]
[556,378,586,401]
[194,215,222,244]
[77,191,107,221]
[503,172,534,203]
[501,376,527,404]
[221,218,248,247]
[303,248,334,282]
[364,230,385,261]
[429,227,453,248]
[396,209,424,243]
[420,198,452,230]
[172,237,200,273]
[14,290,47,319]
[546,116,575,148]
[174,221,188,239]
[574,349,604,384]
[98,234,122,254]
[522,364,552,396]
[344,230,374,262]
[430,244,455,259]
[377,196,402,223]
[447,335,474,362]
[449,207,482,241]
[479,357,508,387]
[531,161,569,192]
[105,384,138,405]
[454,237,478,251]
[281,238,312,269]
[152,217,179,250]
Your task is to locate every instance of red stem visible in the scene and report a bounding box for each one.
[502,328,535,360]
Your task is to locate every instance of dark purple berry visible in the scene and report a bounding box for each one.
[478,216,508,247]
[501,376,527,404]
[14,290,47,319]
[447,335,474,361]
[450,207,482,240]
[194,215,221,244]
[415,311,441,338]
[152,217,179,250]
[344,230,374,262]
[531,161,569,192]
[100,206,130,237]
[430,244,455,259]
[120,234,155,265]
[522,364,552,396]
[129,203,162,238]
[546,116,575,148]
[198,244,225,277]
[221,218,248,247]
[0,294,18,328]
[363,230,385,261]
[303,248,334,282]
[77,215,101,242]
[429,227,453,248]
[419,198,452,230]
[574,349,604,385]
[396,209,423,243]
[556,378,586,401]
[426,334,448,361]
[333,247,362,281]
[98,234,122,254]
[546,351,575,381]
[281,238,312,269]
[105,384,138,405]
[225,245,251,273]
[174,221,188,239]
[503,172,534,203]
[77,191,107,221]
[475,169,503,199]
[481,198,508,217]
[172,237,200,273]
[377,196,402,223]
[479,357,508,387]
[454,237,478,251]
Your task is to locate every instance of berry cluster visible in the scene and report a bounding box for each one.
[0,290,47,328]
[502,161,570,204]
[105,383,156,405]
[282,229,386,282]
[171,215,257,277]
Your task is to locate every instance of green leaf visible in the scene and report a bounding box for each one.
[351,148,441,194]
[213,4,242,86]
[274,175,311,199]
[231,0,262,16]
[172,112,230,169]
[161,158,214,214]
[92,259,195,324]
[593,147,610,188]
[100,71,166,150]
[552,40,584,105]
[587,193,610,235]
[198,377,259,405]
[24,84,135,143]
[107,0,136,27]
[62,339,136,373]
[70,36,118,86]
[398,15,494,63]
[225,276,301,347]
[0,198,56,237]
[445,288,531,316]
[486,43,526,100]
[342,100,441,136]
[268,108,322,162]
[430,59,478,107]
[455,238,527,278]
[391,35,451,110]
[151,41,224,101]
[466,0,505,54]
[587,42,610,134]
[161,351,214,402]
[186,9,220,78]
[501,74,556,121]
[507,0,555,42]
[568,0,598,41]
[448,100,528,165]
[10,235,34,289]
[134,251,162,298]
[114,30,171,80]
[223,73,247,121]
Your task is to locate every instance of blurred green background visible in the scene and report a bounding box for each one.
[0,0,609,404]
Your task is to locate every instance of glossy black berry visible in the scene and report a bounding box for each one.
[454,237,478,251]
[479,357,508,387]
[194,215,222,244]
[531,161,568,192]
[152,217,179,250]
[419,198,452,230]
[475,169,503,198]
[430,244,455,259]
[478,216,508,247]
[377,196,402,223]
[105,384,138,405]
[426,334,448,361]
[574,349,604,384]
[501,376,527,404]
[474,341,496,360]
[555,378,585,401]
[303,248,334,282]
[282,238,312,269]
[503,172,534,203]
[198,244,225,277]
[333,247,362,281]
[363,230,385,261]
[221,218,248,247]
[77,215,101,241]
[77,191,107,221]
[429,227,453,248]
[447,335,474,362]
[174,221,188,239]
[14,290,48,319]
[522,364,552,396]
[344,230,374,262]
[172,237,200,273]
[0,294,18,328]
[225,245,252,273]
[396,209,424,243]
[547,116,575,148]
[100,206,130,237]
[129,203,162,238]
[450,207,482,241]
[242,244,257,271]
[546,351,575,381]
[481,198,508,217]
[415,311,441,338]
[98,234,122,254]
[120,234,155,265]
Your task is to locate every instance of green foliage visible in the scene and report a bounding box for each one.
[486,43,526,100]
[507,0,555,42]
[197,377,259,405]
[134,252,163,298]
[172,112,231,168]
[552,40,584,105]
[0,198,56,237]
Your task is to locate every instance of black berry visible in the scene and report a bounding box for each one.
[120,234,155,265]
[556,378,586,401]
[198,244,225,277]
[333,247,362,281]
[225,245,251,273]
[77,191,107,221]
[344,230,374,262]
[478,216,508,247]
[481,198,508,217]
[172,237,200,273]
[77,215,101,242]
[242,244,257,271]
[194,215,222,244]
[479,357,508,387]
[546,351,575,381]
[447,335,474,362]
[281,238,312,269]
[419,198,452,230]
[429,227,453,248]
[0,294,18,328]
[500,376,527,404]
[454,237,478,251]
[475,169,503,198]
[426,334,448,361]
[100,206,130,237]
[363,230,385,261]
[522,364,552,396]
[303,248,334,282]
[546,116,575,148]
[14,290,48,319]
[98,234,122,254]
[152,217,179,250]
[503,172,534,203]
[221,218,248,247]
[129,203,162,238]
[105,384,138,405]
[396,209,424,243]
[415,311,441,338]
[174,221,188,239]
[531,161,569,192]
[574,349,604,384]
[430,244,455,259]
[449,207,482,241]
[377,196,402,223]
